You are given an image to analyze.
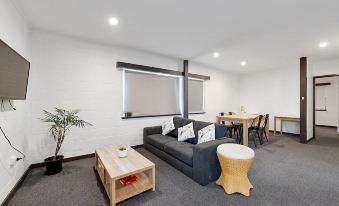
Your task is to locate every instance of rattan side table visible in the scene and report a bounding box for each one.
[216,143,255,196]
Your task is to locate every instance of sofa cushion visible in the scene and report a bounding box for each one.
[197,124,215,144]
[161,117,175,135]
[164,141,194,167]
[168,117,195,138]
[186,121,211,144]
[178,122,195,142]
[146,134,176,150]
[186,121,229,144]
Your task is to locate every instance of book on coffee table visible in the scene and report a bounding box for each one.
[120,175,138,185]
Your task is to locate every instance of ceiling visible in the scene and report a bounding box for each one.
[13,0,339,73]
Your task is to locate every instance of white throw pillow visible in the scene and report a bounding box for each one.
[162,117,175,135]
[178,122,195,142]
[197,124,215,144]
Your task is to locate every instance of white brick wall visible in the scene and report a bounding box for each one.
[26,31,240,163]
[0,0,31,202]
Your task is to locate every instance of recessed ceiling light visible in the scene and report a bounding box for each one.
[319,41,328,48]
[213,52,219,58]
[109,17,119,26]
[240,61,247,66]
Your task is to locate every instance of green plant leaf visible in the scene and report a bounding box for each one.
[41,108,92,159]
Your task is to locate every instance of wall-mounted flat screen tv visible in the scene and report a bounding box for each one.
[0,39,30,100]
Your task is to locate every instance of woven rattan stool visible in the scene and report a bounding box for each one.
[216,143,255,196]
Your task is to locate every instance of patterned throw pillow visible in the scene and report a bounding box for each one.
[162,117,175,135]
[197,124,215,144]
[178,122,195,142]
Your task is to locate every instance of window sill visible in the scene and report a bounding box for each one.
[121,113,182,119]
[189,112,206,115]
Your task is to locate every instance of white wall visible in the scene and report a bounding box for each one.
[310,58,339,134]
[25,31,239,164]
[239,64,300,134]
[315,77,338,127]
[239,57,339,139]
[0,0,31,203]
[311,58,339,76]
[306,58,313,140]
[189,63,239,122]
[26,31,178,163]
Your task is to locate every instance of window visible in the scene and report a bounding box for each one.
[188,78,205,113]
[123,69,182,117]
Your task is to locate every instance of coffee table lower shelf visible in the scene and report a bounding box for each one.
[115,172,153,203]
[95,158,155,206]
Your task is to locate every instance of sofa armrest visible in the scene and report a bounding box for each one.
[143,126,162,142]
[192,138,235,185]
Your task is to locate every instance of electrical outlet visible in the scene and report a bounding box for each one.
[9,155,17,168]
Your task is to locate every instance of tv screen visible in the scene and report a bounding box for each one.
[0,40,30,100]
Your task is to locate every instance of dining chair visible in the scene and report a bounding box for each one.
[219,112,233,139]
[258,114,269,142]
[245,115,264,147]
[228,112,242,141]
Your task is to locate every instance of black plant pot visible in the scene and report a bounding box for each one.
[44,155,64,175]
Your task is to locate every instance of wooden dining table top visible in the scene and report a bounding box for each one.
[216,114,259,120]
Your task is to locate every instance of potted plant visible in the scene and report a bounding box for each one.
[42,108,92,175]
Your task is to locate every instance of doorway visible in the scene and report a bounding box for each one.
[313,74,339,145]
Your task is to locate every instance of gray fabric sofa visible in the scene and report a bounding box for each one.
[143,117,235,186]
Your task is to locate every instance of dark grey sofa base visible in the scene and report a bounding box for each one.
[144,137,236,185]
[144,143,193,178]
[143,117,236,186]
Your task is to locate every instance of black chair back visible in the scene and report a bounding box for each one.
[256,115,263,127]
[262,114,269,128]
[219,112,225,124]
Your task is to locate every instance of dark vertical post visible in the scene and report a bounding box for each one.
[300,57,307,144]
[313,76,316,140]
[183,60,189,118]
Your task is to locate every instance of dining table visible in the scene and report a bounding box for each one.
[216,114,268,146]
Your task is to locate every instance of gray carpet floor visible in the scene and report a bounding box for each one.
[8,127,339,206]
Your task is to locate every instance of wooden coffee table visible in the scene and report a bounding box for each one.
[95,145,155,206]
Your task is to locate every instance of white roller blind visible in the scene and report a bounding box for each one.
[123,69,182,117]
[188,78,204,113]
